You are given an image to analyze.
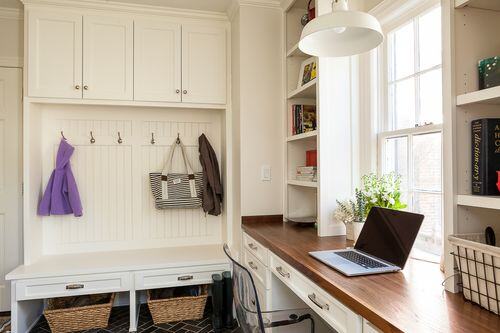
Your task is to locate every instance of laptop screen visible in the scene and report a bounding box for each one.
[354,207,424,268]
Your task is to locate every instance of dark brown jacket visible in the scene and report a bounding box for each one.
[198,134,223,216]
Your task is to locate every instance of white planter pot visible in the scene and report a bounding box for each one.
[345,222,354,241]
[352,222,365,243]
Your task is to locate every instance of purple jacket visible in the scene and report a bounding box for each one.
[38,139,83,217]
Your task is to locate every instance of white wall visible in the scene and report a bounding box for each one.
[0,5,23,68]
[231,4,283,217]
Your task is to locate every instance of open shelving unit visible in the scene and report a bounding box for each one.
[443,0,500,292]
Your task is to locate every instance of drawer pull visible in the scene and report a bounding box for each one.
[248,261,258,270]
[248,243,258,251]
[178,275,194,281]
[308,293,329,310]
[65,284,84,290]
[276,266,290,278]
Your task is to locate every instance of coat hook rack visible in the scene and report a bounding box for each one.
[176,133,181,144]
[117,132,123,144]
[151,132,155,145]
[90,131,96,144]
[61,131,66,140]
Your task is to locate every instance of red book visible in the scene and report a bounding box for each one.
[306,150,317,167]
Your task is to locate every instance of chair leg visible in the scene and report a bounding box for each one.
[265,313,315,332]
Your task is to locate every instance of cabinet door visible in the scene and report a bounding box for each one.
[181,24,226,104]
[134,20,181,102]
[83,15,133,100]
[27,10,82,98]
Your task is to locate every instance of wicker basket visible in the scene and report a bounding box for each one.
[147,285,208,324]
[44,293,115,333]
[449,234,500,314]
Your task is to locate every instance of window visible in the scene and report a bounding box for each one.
[379,6,443,262]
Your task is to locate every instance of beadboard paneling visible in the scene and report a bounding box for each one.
[40,106,223,255]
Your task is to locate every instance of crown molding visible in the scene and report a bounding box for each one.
[0,56,23,68]
[21,0,229,21]
[0,7,23,20]
[227,0,282,21]
[370,0,439,29]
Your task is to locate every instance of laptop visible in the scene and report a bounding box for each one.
[309,207,424,276]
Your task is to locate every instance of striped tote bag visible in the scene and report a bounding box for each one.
[149,138,203,209]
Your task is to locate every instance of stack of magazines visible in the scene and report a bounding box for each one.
[296,166,317,182]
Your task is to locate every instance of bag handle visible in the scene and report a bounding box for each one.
[161,138,195,176]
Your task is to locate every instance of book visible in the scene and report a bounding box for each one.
[291,105,316,135]
[471,118,500,195]
[306,150,317,167]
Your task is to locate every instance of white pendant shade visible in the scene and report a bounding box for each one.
[299,10,383,57]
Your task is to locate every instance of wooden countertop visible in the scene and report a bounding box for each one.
[242,220,500,333]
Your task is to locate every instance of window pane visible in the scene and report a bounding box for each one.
[413,192,442,256]
[393,78,416,130]
[392,22,415,80]
[413,132,442,191]
[418,7,442,70]
[419,69,443,125]
[384,137,408,189]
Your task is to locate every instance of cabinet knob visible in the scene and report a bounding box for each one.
[75,85,80,90]
[183,90,187,94]
[176,89,180,94]
[83,85,89,90]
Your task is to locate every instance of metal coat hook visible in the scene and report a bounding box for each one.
[176,133,181,144]
[151,132,155,145]
[90,131,95,144]
[117,132,123,144]
[61,131,67,140]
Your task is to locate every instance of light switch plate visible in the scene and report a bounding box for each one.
[261,165,271,181]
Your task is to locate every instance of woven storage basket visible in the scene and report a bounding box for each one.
[147,285,208,324]
[44,293,115,333]
[449,234,500,314]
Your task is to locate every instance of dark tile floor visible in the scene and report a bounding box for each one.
[30,304,239,333]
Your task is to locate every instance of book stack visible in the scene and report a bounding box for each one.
[291,105,316,135]
[471,118,500,195]
[296,166,317,182]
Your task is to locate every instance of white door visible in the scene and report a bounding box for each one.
[83,15,133,100]
[134,19,181,102]
[0,68,22,311]
[181,24,226,104]
[27,10,83,98]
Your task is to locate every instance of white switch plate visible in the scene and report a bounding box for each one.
[261,165,271,181]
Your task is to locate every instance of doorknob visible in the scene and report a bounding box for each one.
[183,90,187,94]
[176,89,180,94]
[83,85,89,90]
[75,85,80,90]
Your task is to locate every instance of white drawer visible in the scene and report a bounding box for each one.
[243,232,268,266]
[135,264,228,290]
[243,250,270,289]
[270,253,362,333]
[16,272,130,301]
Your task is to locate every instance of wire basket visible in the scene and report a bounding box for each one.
[449,234,500,314]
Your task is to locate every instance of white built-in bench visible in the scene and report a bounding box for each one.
[6,244,229,333]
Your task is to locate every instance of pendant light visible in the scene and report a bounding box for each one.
[299,0,383,57]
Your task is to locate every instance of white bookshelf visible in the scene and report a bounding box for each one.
[457,195,500,210]
[456,85,500,105]
[286,130,317,142]
[288,78,317,99]
[287,179,318,188]
[286,42,308,58]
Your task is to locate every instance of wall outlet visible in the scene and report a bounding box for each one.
[261,165,271,181]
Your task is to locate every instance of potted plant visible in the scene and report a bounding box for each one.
[334,173,407,242]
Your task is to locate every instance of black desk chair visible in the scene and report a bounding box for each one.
[223,244,315,333]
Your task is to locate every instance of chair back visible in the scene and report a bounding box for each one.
[223,244,265,333]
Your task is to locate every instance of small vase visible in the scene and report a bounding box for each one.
[352,222,365,243]
[345,222,354,241]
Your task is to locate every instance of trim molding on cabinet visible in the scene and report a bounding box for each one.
[0,7,23,20]
[0,57,23,68]
[20,0,229,21]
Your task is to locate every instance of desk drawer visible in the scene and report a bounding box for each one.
[270,253,362,333]
[243,233,268,266]
[243,250,270,289]
[135,264,228,290]
[16,273,130,301]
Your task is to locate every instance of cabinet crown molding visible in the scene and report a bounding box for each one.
[0,7,23,20]
[21,0,229,21]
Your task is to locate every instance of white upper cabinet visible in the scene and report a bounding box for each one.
[83,15,134,100]
[181,24,226,104]
[28,11,83,98]
[134,20,182,102]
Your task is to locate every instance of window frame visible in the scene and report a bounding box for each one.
[376,2,444,259]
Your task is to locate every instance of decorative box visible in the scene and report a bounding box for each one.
[478,56,500,90]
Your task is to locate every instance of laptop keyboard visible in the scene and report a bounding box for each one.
[336,251,388,269]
